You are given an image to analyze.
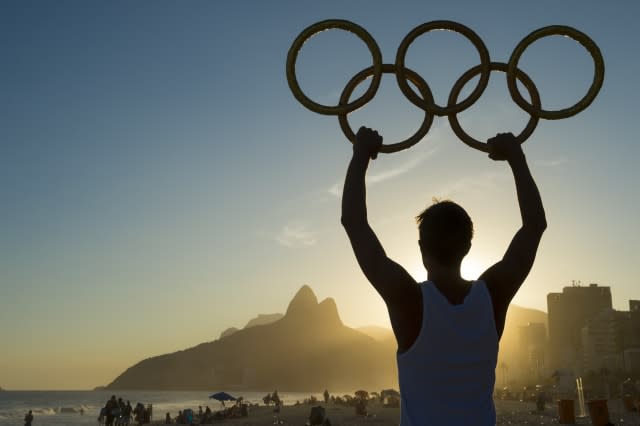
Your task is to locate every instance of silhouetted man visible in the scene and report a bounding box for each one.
[341,127,546,425]
[24,410,33,426]
[105,395,117,426]
[123,400,132,425]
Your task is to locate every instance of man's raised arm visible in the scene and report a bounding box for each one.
[481,132,547,302]
[341,127,417,305]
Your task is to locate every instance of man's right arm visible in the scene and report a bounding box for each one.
[341,127,420,351]
[341,127,418,305]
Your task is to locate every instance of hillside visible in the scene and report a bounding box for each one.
[107,286,397,391]
[107,285,546,391]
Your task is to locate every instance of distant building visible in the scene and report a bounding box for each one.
[518,322,546,381]
[547,287,640,375]
[623,348,640,373]
[619,301,640,350]
[581,309,621,373]
[547,283,612,371]
[621,300,640,373]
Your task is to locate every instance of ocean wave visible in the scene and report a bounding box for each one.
[32,408,56,415]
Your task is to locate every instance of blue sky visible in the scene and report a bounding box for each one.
[1,0,638,389]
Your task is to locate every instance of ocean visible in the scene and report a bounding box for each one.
[0,390,326,425]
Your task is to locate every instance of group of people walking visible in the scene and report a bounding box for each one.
[99,395,150,426]
[99,396,132,426]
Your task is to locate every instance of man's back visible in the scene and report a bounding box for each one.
[398,281,497,426]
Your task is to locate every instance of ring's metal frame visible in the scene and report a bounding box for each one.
[506,25,605,120]
[338,64,434,153]
[286,19,605,153]
[395,21,491,117]
[286,20,382,116]
[448,62,541,152]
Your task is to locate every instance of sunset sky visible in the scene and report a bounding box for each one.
[1,0,638,390]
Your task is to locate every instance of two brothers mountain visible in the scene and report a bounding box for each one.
[107,285,544,392]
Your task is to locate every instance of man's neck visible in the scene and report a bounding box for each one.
[427,265,473,305]
[427,264,461,282]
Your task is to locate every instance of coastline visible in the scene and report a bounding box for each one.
[148,399,640,425]
[2,390,640,425]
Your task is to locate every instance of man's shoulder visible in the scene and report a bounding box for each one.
[479,267,518,306]
[386,281,423,353]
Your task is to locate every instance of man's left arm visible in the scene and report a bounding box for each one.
[481,133,547,303]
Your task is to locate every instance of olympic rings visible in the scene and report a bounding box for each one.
[448,62,541,153]
[286,19,605,153]
[286,19,383,116]
[338,64,435,153]
[395,20,491,116]
[507,25,605,120]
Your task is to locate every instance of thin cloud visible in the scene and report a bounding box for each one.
[535,158,568,168]
[328,147,439,197]
[436,171,509,198]
[328,183,342,197]
[276,223,318,248]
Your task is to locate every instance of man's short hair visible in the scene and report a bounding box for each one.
[416,199,474,265]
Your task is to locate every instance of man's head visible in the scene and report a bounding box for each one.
[416,199,473,268]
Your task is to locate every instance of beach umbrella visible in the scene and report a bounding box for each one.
[209,391,236,401]
[209,391,236,408]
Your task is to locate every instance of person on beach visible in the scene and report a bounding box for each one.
[104,395,117,426]
[24,410,33,426]
[123,400,132,425]
[341,127,546,425]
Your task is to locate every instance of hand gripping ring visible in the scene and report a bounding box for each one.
[286,19,383,116]
[507,25,605,120]
[338,63,435,153]
[448,62,541,152]
[395,20,491,117]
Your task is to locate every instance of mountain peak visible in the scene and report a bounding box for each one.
[284,286,343,327]
[318,297,342,326]
[285,285,318,316]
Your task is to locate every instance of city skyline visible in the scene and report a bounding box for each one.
[1,0,639,390]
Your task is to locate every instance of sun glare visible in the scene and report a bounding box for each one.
[461,257,486,280]
[411,261,428,282]
[410,256,487,282]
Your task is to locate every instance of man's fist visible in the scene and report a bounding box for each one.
[354,126,383,160]
[487,132,523,162]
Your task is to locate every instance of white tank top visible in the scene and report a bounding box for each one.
[397,280,498,426]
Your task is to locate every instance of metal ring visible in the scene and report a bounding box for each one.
[507,25,605,120]
[448,62,541,152]
[286,20,605,153]
[338,64,435,153]
[286,19,383,116]
[395,20,491,116]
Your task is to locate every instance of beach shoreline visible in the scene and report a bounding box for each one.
[2,391,640,425]
[149,399,640,425]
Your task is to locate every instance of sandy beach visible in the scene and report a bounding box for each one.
[150,399,640,425]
